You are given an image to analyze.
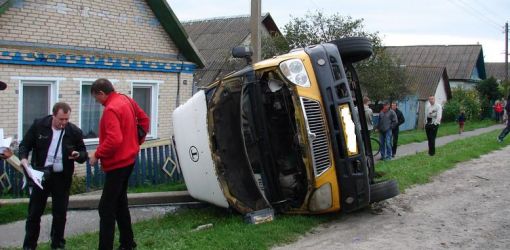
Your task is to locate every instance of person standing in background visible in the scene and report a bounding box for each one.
[425,95,442,156]
[0,81,13,160]
[363,96,374,133]
[377,101,398,160]
[391,102,405,157]
[88,78,149,250]
[457,110,466,134]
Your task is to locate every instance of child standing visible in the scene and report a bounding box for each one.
[457,110,466,134]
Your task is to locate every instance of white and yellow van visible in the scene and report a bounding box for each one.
[173,37,398,216]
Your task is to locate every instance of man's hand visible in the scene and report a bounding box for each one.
[0,148,12,159]
[68,151,80,160]
[88,152,97,166]
[20,158,30,169]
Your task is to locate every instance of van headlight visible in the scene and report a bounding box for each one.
[309,183,332,212]
[338,104,358,156]
[279,59,311,88]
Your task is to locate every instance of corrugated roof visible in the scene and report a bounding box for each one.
[485,62,509,81]
[182,14,280,86]
[385,45,485,80]
[404,65,451,100]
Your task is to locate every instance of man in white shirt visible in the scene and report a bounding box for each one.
[425,95,442,156]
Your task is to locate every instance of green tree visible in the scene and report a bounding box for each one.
[355,50,410,102]
[476,77,502,118]
[262,34,289,59]
[282,11,409,103]
[443,87,481,121]
[283,11,381,48]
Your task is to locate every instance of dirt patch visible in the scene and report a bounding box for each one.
[273,146,510,249]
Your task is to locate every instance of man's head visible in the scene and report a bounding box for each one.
[391,102,398,110]
[0,81,7,91]
[363,96,370,105]
[91,78,115,104]
[52,102,71,129]
[382,101,390,112]
[428,95,435,105]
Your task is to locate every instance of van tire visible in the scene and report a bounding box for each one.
[370,179,399,203]
[330,37,373,63]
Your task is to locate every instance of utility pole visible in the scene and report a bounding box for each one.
[505,22,508,82]
[251,0,261,63]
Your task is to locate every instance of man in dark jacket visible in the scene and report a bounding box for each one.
[18,102,88,250]
[391,102,405,157]
[377,101,398,160]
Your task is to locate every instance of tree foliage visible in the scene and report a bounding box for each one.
[261,34,289,59]
[282,11,409,103]
[283,11,381,48]
[476,77,503,118]
[443,87,481,121]
[355,50,410,102]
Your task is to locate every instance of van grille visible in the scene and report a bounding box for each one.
[301,98,331,176]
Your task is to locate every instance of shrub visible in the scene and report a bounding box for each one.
[70,175,87,195]
[443,87,481,122]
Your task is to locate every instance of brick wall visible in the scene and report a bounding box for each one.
[0,64,193,141]
[0,0,177,55]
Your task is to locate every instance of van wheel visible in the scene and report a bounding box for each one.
[370,179,399,203]
[329,37,373,63]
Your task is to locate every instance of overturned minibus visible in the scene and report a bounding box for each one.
[172,37,398,217]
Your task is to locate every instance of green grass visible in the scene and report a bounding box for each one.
[4,125,506,249]
[127,181,187,193]
[0,203,29,224]
[29,129,507,250]
[376,130,509,191]
[396,119,497,146]
[34,207,333,250]
[0,203,51,225]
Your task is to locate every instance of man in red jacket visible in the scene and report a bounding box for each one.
[88,78,149,250]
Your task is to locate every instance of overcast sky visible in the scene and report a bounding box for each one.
[168,0,509,62]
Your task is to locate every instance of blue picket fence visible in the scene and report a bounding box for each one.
[0,139,183,197]
[85,139,182,191]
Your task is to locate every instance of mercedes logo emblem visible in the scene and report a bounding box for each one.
[189,146,199,162]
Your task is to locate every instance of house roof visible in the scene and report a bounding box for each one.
[485,62,509,81]
[182,13,281,86]
[404,65,452,100]
[0,0,205,68]
[385,45,486,81]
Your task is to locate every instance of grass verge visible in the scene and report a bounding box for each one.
[397,119,496,145]
[10,129,509,249]
[376,130,508,191]
[127,181,187,193]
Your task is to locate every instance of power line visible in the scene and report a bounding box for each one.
[457,0,502,27]
[471,0,506,22]
[446,0,503,32]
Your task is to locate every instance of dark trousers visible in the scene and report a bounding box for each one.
[98,164,136,250]
[392,128,399,156]
[24,172,69,249]
[498,123,510,141]
[425,124,439,156]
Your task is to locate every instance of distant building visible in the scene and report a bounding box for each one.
[0,0,204,144]
[485,62,509,83]
[386,45,486,89]
[403,66,452,129]
[182,13,282,87]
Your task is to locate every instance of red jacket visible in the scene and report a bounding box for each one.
[95,92,150,172]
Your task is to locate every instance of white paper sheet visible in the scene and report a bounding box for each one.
[22,166,44,190]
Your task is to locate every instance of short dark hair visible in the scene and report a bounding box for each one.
[0,81,6,90]
[91,78,115,95]
[52,102,71,116]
